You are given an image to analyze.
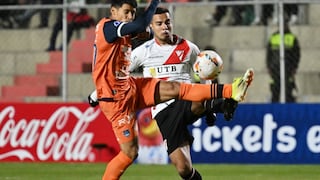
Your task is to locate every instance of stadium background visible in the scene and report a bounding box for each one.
[0,0,320,177]
[0,0,319,103]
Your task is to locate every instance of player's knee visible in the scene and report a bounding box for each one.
[122,146,138,160]
[156,81,181,103]
[121,141,139,160]
[164,81,180,93]
[170,81,181,93]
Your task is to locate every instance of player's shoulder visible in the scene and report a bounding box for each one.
[176,35,199,50]
[143,38,156,47]
[133,39,156,52]
[101,18,128,31]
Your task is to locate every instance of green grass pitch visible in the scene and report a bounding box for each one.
[0,162,320,180]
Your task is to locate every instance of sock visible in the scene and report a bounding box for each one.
[223,84,232,99]
[179,83,232,102]
[102,151,133,180]
[182,168,202,180]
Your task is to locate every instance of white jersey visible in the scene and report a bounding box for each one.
[130,35,200,117]
[130,35,200,83]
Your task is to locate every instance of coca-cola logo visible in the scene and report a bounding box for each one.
[0,106,100,162]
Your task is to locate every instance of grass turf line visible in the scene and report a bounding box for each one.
[0,163,320,180]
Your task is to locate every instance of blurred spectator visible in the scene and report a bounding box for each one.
[46,0,95,51]
[251,2,299,26]
[251,3,271,25]
[205,0,251,26]
[164,0,200,2]
[0,0,17,28]
[13,0,35,28]
[266,21,300,102]
[15,0,59,28]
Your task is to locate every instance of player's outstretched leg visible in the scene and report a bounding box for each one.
[231,68,254,102]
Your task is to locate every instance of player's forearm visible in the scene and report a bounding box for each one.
[121,0,160,34]
[143,0,160,26]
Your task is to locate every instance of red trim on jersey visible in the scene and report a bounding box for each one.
[164,38,190,65]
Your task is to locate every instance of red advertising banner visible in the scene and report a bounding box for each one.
[0,103,120,162]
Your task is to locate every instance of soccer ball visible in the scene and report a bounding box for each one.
[193,50,223,80]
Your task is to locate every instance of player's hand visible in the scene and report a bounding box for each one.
[132,26,152,40]
[134,31,151,40]
[223,98,238,121]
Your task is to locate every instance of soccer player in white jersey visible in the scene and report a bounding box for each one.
[89,7,240,179]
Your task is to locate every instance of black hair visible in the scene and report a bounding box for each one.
[155,7,170,15]
[111,0,137,9]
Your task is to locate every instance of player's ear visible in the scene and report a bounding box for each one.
[149,24,154,31]
[110,7,117,17]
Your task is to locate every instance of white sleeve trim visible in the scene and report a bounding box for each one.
[117,22,127,37]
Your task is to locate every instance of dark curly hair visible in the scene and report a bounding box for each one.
[111,0,137,9]
[155,7,170,15]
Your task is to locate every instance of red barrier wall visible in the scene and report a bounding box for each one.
[0,103,120,162]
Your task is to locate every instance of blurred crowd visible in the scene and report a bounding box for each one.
[0,0,100,29]
[0,0,62,29]
[204,0,300,26]
[1,0,303,29]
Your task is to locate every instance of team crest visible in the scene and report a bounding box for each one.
[123,130,130,137]
[175,50,184,61]
[113,21,121,27]
[149,67,157,77]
